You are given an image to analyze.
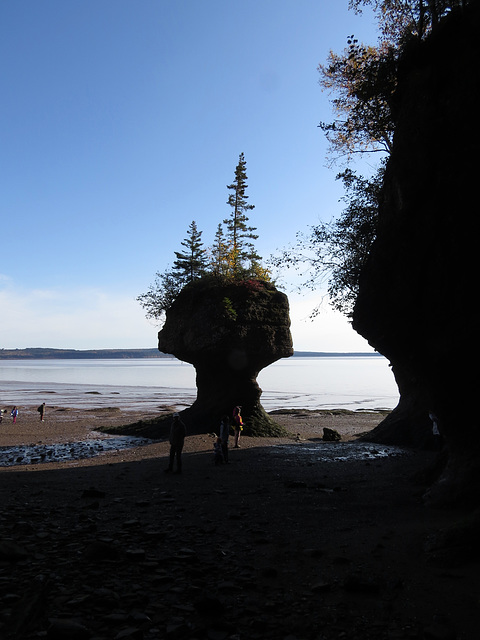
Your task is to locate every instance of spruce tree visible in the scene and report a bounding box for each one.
[172,221,208,284]
[137,221,207,322]
[224,153,261,277]
[210,223,230,277]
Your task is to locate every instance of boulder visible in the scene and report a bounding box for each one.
[323,428,341,442]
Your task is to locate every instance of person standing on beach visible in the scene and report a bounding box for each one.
[219,414,230,462]
[233,406,243,448]
[38,403,45,422]
[11,406,18,424]
[165,412,186,474]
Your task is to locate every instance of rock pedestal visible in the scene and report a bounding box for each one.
[158,278,293,436]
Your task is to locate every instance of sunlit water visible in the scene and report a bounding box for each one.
[0,357,401,467]
[0,356,399,412]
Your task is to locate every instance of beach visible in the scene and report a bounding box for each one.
[0,404,478,639]
[0,404,387,466]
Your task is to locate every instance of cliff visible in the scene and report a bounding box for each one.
[352,4,480,505]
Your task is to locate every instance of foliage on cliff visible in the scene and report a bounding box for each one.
[271,166,384,316]
[352,3,480,503]
[274,1,472,317]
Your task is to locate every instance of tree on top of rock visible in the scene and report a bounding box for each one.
[210,223,230,277]
[138,153,270,324]
[137,220,207,322]
[223,153,262,278]
[172,221,208,284]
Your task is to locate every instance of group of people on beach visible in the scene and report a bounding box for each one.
[0,402,46,425]
[0,406,18,424]
[165,405,244,474]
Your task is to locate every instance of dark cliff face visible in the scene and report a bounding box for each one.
[352,5,480,505]
[158,278,293,435]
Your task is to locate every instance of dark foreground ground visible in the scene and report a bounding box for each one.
[0,408,479,639]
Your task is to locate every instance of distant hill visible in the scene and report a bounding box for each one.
[0,348,381,360]
[0,348,168,360]
[293,351,381,357]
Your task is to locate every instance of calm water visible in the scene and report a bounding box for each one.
[0,356,399,412]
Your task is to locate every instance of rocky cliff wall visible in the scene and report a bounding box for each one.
[352,5,480,505]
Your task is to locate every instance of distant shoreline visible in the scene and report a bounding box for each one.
[0,347,382,360]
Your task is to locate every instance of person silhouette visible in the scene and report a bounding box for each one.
[165,412,187,474]
[219,414,230,462]
[38,403,46,422]
[233,406,243,448]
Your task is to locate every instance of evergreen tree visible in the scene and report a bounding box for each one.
[137,221,206,323]
[224,153,261,277]
[138,158,271,324]
[172,221,208,284]
[210,223,230,277]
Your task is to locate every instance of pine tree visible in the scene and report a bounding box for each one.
[224,153,261,277]
[172,221,208,284]
[138,160,271,324]
[210,223,230,277]
[137,221,207,323]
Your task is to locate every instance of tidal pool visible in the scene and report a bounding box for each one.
[0,437,406,468]
[0,436,153,467]
[270,441,406,463]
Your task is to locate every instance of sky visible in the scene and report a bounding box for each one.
[1,0,381,352]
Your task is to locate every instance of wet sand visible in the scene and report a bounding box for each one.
[0,405,479,639]
[0,404,390,469]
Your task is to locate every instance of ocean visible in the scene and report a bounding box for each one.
[0,356,399,412]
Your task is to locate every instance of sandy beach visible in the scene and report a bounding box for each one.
[0,404,478,639]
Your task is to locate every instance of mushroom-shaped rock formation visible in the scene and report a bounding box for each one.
[352,5,480,506]
[158,278,294,436]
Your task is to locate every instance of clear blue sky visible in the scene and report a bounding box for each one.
[1,0,379,351]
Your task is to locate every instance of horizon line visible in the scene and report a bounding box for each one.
[0,347,380,357]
